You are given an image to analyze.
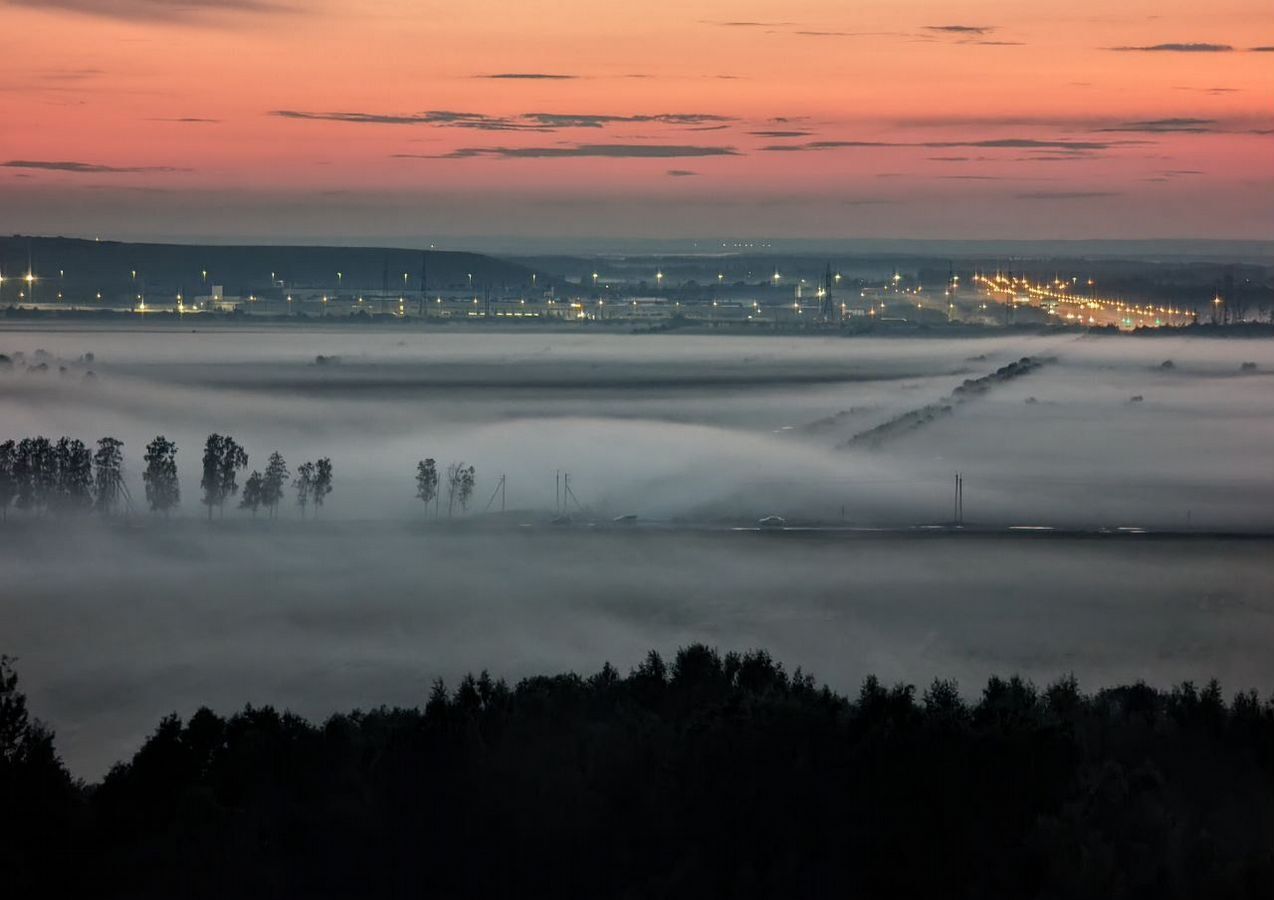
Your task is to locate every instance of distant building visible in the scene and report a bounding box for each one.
[195,285,243,312]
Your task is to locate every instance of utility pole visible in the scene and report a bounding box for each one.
[484,474,507,513]
[562,472,582,512]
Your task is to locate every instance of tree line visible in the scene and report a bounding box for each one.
[415,458,476,517]
[0,436,124,519]
[6,646,1274,898]
[0,434,492,521]
[0,434,333,520]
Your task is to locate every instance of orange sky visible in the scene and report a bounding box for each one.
[1,0,1270,242]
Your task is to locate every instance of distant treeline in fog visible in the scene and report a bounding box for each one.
[5,647,1274,898]
[0,235,550,299]
[0,433,481,520]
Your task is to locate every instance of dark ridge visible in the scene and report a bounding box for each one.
[0,235,556,298]
[5,647,1274,898]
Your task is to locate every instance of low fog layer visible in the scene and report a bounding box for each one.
[2,324,1274,778]
[2,325,1273,527]
[4,523,1273,779]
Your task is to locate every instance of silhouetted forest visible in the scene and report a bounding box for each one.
[5,647,1274,898]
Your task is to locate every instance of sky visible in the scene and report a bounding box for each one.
[0,0,1271,244]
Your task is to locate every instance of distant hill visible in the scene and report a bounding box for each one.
[0,236,552,300]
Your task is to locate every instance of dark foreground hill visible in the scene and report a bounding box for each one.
[0,235,549,300]
[4,646,1274,899]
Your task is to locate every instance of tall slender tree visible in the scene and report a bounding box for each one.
[262,451,288,519]
[416,459,438,517]
[13,439,36,513]
[200,434,248,520]
[457,464,476,514]
[200,435,222,518]
[31,438,55,512]
[294,461,315,518]
[93,437,125,516]
[142,436,180,516]
[52,438,92,514]
[14,438,54,514]
[0,440,16,521]
[239,471,263,517]
[312,458,333,514]
[445,462,476,517]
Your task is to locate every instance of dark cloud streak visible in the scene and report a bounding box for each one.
[1097,118,1217,134]
[1015,191,1122,199]
[925,25,995,35]
[1109,43,1234,52]
[763,138,1142,153]
[6,0,293,22]
[2,159,187,173]
[479,73,579,80]
[272,109,734,132]
[396,144,740,160]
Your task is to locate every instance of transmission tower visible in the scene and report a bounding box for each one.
[819,262,836,322]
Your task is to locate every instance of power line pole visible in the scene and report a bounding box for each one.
[484,474,506,513]
[563,472,582,512]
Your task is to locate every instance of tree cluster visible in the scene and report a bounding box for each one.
[0,434,335,520]
[0,436,124,519]
[292,457,333,519]
[415,458,476,517]
[7,647,1274,898]
[199,434,248,519]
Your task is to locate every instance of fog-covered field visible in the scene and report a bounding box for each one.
[5,323,1273,526]
[2,323,1273,776]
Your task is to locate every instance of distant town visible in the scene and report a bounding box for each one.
[1,235,1271,332]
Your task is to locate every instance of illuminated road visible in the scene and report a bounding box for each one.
[974,273,1196,329]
